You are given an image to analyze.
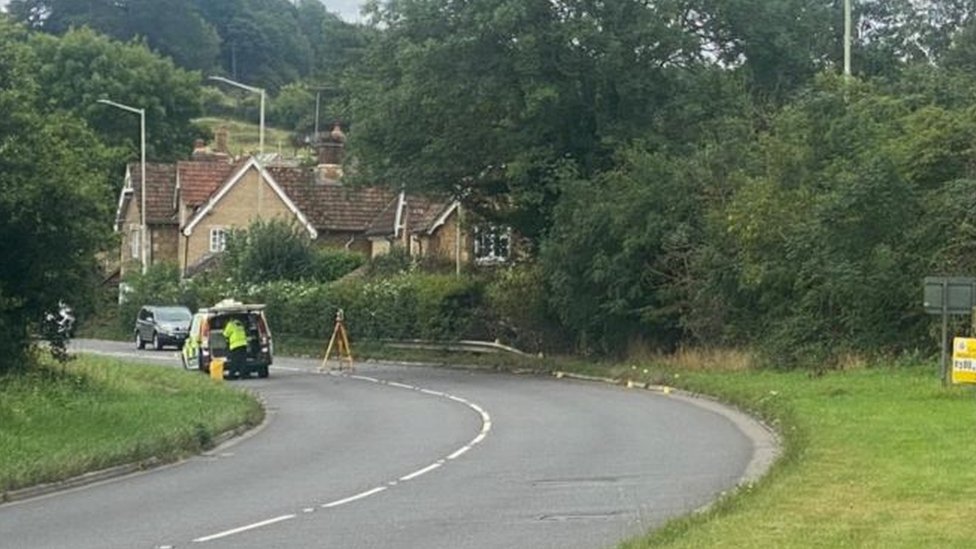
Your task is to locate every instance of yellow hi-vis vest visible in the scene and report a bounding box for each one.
[222,320,247,351]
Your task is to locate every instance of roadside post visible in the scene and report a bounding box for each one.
[923,276,976,386]
[320,309,354,372]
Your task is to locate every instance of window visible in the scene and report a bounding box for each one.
[474,225,510,264]
[210,227,227,252]
[129,229,140,259]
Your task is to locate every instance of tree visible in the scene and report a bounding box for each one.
[195,0,313,91]
[219,218,365,284]
[8,0,221,71]
[346,0,705,240]
[0,18,114,372]
[29,27,207,164]
[720,75,976,364]
[695,0,838,102]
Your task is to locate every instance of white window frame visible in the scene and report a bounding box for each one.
[209,227,227,253]
[473,224,511,264]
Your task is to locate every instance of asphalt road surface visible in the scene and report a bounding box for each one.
[0,340,774,549]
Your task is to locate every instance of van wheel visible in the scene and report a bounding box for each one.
[135,332,145,350]
[257,366,269,379]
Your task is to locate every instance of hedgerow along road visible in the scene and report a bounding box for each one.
[0,339,774,548]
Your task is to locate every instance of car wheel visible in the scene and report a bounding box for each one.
[152,332,163,350]
[257,365,269,379]
[135,331,145,350]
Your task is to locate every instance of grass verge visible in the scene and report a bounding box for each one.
[615,360,976,548]
[0,355,263,494]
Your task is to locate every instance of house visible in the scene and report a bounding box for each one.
[112,133,490,279]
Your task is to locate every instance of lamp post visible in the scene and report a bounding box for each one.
[209,75,265,154]
[844,0,852,78]
[98,98,147,274]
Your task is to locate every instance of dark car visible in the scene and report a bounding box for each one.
[135,305,193,350]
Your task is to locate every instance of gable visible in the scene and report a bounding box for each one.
[182,158,317,238]
[114,162,178,230]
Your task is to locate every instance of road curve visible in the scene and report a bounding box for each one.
[0,340,774,548]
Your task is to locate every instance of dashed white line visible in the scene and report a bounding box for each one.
[192,366,493,544]
[399,462,442,482]
[321,486,388,508]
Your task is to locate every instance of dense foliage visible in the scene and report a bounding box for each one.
[28,27,207,163]
[222,219,364,284]
[0,18,114,372]
[8,1,976,368]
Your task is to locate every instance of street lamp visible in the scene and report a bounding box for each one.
[98,98,147,274]
[209,75,265,154]
[844,0,852,78]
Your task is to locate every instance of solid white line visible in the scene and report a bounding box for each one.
[399,462,442,482]
[447,446,471,460]
[321,486,387,508]
[387,381,415,390]
[192,514,295,542]
[419,388,445,397]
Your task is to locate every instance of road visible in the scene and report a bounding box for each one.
[0,340,773,549]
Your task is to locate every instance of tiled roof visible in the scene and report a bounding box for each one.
[364,195,400,236]
[268,166,396,232]
[407,195,454,234]
[363,194,454,237]
[178,159,239,207]
[128,163,177,225]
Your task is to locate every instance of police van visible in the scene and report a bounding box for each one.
[181,300,273,378]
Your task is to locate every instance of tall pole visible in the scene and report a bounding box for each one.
[98,99,147,274]
[258,88,265,154]
[844,0,852,78]
[209,76,265,154]
[314,90,321,142]
[139,108,146,273]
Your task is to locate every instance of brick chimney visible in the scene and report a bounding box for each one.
[316,122,346,166]
[214,127,229,153]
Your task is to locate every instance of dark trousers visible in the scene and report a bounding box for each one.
[227,346,247,374]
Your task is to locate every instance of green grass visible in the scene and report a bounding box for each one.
[616,362,976,548]
[0,355,263,493]
[195,117,305,158]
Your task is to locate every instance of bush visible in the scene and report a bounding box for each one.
[103,265,499,348]
[484,263,569,353]
[309,249,365,282]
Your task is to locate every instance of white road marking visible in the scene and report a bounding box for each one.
[399,462,442,482]
[321,486,387,508]
[192,514,295,542]
[193,366,493,543]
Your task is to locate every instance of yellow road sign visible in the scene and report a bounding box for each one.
[951,337,976,384]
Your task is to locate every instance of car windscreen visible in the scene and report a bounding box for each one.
[156,309,192,322]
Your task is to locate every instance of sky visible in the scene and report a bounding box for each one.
[0,1,367,23]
